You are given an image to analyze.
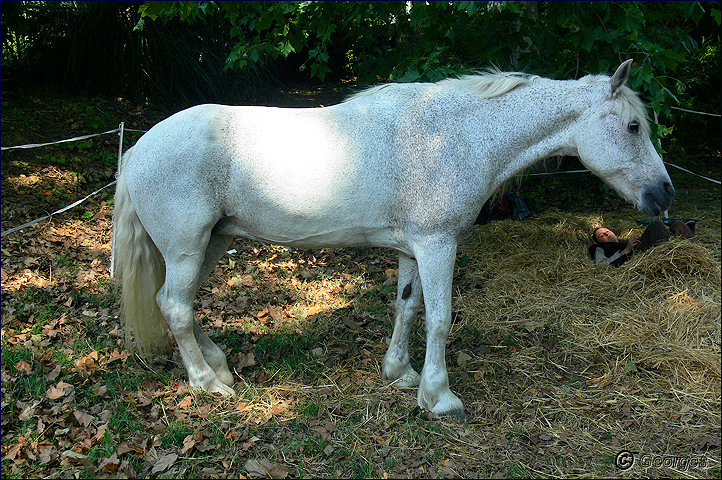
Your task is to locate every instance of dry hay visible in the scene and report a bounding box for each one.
[453,210,720,476]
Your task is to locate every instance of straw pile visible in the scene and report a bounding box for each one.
[454,210,720,469]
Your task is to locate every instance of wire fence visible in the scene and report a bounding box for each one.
[1,123,146,237]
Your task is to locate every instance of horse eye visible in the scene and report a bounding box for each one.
[628,121,639,134]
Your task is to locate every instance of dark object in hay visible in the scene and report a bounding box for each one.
[475,194,533,226]
[636,217,697,234]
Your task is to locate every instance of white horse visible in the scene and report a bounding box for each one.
[113,60,674,418]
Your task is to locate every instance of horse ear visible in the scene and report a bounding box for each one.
[610,59,633,96]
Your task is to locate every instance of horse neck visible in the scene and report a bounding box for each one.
[482,80,596,187]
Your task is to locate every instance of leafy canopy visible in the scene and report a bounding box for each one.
[137,1,720,145]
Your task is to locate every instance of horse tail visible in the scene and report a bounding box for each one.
[113,147,171,358]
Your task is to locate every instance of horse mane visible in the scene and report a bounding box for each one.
[438,69,540,99]
[345,69,539,103]
[345,70,651,138]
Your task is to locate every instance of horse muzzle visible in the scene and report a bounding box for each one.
[639,180,675,215]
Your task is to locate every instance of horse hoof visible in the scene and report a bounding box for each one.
[393,372,421,388]
[422,389,465,419]
[217,370,235,387]
[430,400,466,420]
[441,407,466,420]
[208,381,235,396]
[383,363,420,387]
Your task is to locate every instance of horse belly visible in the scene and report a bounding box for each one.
[214,214,403,251]
[218,107,404,249]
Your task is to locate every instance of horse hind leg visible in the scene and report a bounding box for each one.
[382,253,422,387]
[194,233,235,386]
[158,233,234,395]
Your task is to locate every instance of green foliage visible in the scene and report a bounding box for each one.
[134,1,719,146]
[2,2,718,148]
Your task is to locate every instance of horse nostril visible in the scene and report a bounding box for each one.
[664,181,675,196]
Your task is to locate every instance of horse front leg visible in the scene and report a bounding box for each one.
[382,253,423,387]
[414,238,465,418]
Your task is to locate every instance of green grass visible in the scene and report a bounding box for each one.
[71,288,117,309]
[507,462,532,478]
[1,344,35,371]
[300,397,323,418]
[108,400,143,438]
[254,332,318,371]
[162,421,194,449]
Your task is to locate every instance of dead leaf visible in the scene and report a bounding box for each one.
[46,364,62,382]
[99,453,120,473]
[74,410,94,428]
[180,434,196,455]
[234,352,257,371]
[456,352,472,366]
[178,395,193,410]
[269,399,293,416]
[244,458,290,479]
[151,452,178,474]
[3,444,22,461]
[14,360,31,374]
[268,306,283,322]
[93,385,109,398]
[116,442,134,455]
[107,348,129,364]
[241,436,260,452]
[46,381,72,400]
[61,450,93,468]
[18,403,38,421]
[74,351,100,371]
[94,424,109,443]
[37,441,56,464]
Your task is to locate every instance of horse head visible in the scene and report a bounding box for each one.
[574,59,674,215]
